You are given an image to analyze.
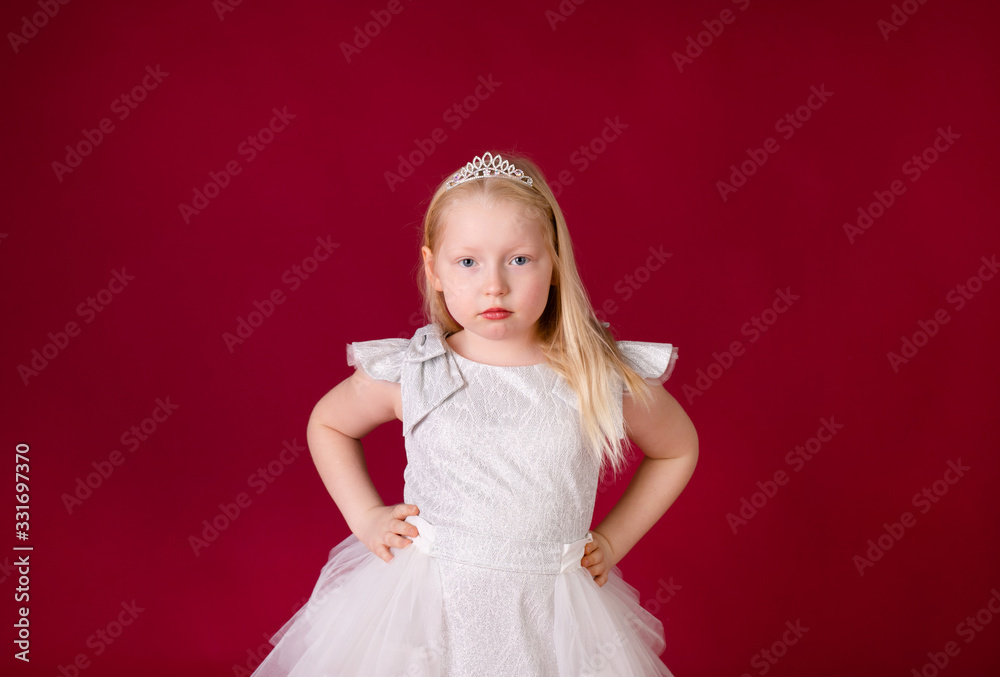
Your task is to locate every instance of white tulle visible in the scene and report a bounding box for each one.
[554,567,673,676]
[254,529,444,676]
[253,514,673,677]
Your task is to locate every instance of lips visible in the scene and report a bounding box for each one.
[482,308,511,319]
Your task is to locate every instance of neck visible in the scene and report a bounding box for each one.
[445,330,545,366]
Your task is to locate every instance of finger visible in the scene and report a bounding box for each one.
[395,505,420,533]
[388,529,414,546]
[388,507,412,535]
[394,518,419,538]
[581,548,602,568]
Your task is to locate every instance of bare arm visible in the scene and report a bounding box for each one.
[585,382,698,582]
[307,366,419,562]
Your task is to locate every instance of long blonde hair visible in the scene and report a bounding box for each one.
[415,150,656,482]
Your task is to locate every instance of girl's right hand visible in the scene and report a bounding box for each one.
[357,503,421,563]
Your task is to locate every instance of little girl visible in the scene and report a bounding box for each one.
[252,151,698,676]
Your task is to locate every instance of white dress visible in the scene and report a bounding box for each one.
[253,322,680,676]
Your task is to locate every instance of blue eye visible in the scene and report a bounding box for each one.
[458,258,475,268]
[512,256,529,266]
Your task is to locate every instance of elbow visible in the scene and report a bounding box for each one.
[683,426,699,471]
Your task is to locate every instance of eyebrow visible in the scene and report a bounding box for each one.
[443,242,540,255]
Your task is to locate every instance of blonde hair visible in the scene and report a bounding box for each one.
[416,150,655,482]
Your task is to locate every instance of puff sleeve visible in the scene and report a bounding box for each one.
[616,340,679,386]
[345,338,409,383]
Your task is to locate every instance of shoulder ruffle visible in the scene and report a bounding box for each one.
[616,340,679,385]
[347,324,467,437]
[346,338,410,383]
[548,338,680,444]
[606,340,679,442]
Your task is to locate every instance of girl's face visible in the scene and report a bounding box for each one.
[422,198,554,350]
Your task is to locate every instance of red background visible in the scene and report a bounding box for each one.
[2,0,999,675]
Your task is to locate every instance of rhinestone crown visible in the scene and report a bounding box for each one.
[445,152,534,191]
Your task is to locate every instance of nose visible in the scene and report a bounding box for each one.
[484,264,508,297]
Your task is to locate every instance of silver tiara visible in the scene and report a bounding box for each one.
[445,152,534,191]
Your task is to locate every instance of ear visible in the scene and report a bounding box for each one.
[421,246,443,292]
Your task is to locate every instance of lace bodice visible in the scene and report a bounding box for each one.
[345,323,678,547]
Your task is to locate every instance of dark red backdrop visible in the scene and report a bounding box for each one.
[3,0,999,675]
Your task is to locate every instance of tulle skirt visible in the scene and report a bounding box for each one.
[252,515,674,676]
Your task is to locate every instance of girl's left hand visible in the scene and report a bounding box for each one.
[581,531,615,587]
